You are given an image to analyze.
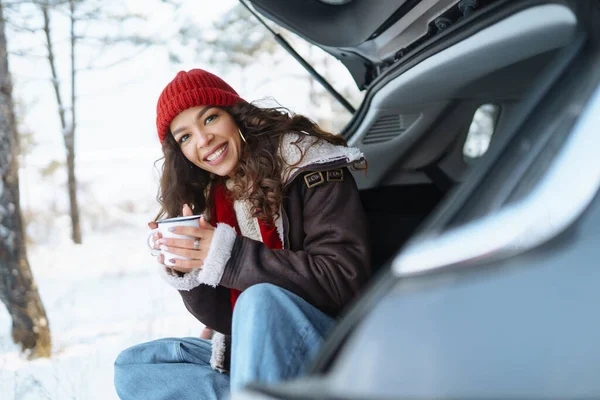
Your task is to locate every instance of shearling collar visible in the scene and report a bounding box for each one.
[278,133,365,185]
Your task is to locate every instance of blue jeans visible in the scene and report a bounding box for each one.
[114,283,336,399]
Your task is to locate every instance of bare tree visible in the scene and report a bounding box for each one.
[5,0,163,244]
[40,0,82,243]
[172,3,280,93]
[0,0,51,359]
[0,0,168,357]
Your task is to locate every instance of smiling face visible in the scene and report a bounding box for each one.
[170,106,242,177]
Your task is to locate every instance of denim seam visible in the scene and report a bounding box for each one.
[281,323,313,379]
[176,342,186,363]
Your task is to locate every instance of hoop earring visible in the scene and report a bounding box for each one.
[238,128,247,143]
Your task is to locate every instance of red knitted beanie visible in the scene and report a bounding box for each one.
[156,69,244,142]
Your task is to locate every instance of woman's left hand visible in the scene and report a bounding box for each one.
[157,204,215,274]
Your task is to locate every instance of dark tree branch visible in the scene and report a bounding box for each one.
[8,42,47,58]
[79,43,152,72]
[2,17,41,33]
[41,3,67,131]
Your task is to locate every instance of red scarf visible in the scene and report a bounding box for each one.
[210,181,283,310]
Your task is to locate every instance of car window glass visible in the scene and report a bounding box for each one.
[463,103,500,161]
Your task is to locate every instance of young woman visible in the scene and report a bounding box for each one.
[114,69,371,400]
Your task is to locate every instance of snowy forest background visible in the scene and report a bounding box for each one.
[0,0,362,398]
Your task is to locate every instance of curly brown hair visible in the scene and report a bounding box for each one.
[154,101,348,223]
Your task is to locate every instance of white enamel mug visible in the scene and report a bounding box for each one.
[147,215,202,267]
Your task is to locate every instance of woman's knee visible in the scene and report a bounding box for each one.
[235,283,288,313]
[115,344,142,366]
[233,284,301,330]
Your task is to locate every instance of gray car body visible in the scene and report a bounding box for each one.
[233,0,600,398]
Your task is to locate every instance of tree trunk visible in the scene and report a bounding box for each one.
[42,2,82,244]
[0,1,52,359]
[68,0,81,244]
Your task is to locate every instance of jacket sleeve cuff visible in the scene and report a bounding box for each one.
[196,223,237,287]
[157,223,237,290]
[210,332,231,373]
[158,266,203,291]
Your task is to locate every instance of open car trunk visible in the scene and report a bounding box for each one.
[245,0,581,273]
[351,0,579,271]
[247,0,492,89]
[234,0,600,398]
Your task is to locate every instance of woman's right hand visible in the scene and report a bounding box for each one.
[148,221,165,265]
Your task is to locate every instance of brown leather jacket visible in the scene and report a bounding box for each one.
[159,134,371,371]
[179,163,371,335]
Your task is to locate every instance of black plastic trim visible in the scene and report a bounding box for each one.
[342,0,566,139]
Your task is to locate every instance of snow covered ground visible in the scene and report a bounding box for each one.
[0,219,205,400]
[0,156,205,400]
